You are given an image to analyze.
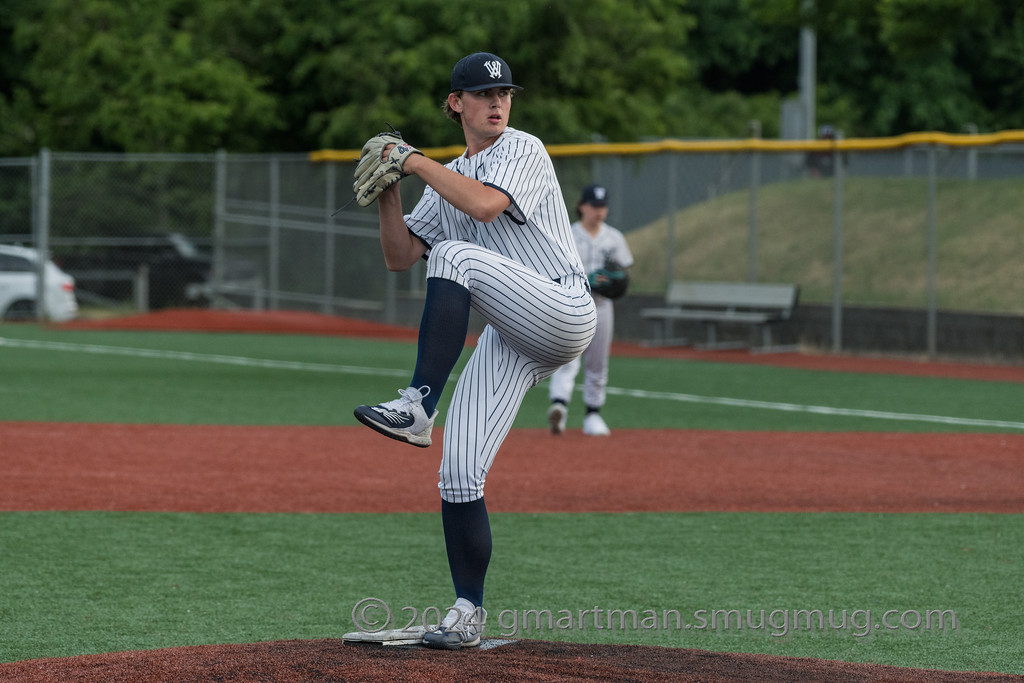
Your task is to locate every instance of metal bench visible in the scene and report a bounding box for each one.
[641,281,800,352]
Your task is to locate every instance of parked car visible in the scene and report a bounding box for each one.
[0,244,79,322]
[53,232,259,310]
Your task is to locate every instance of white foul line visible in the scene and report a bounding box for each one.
[0,335,409,378]
[3,335,1023,431]
[605,386,1024,431]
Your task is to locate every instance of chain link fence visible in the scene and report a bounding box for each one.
[2,133,1022,357]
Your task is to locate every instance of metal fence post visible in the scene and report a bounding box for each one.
[926,146,938,359]
[831,139,844,352]
[134,264,150,313]
[665,153,677,288]
[324,162,336,314]
[748,121,761,283]
[34,148,51,322]
[964,123,978,180]
[213,149,227,308]
[269,156,280,310]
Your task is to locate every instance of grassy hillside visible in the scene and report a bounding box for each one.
[626,177,1023,315]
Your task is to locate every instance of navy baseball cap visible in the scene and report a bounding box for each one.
[450,52,522,92]
[580,184,609,207]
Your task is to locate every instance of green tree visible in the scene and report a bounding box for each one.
[748,0,1024,135]
[2,0,1022,155]
[259,0,699,149]
[9,0,278,153]
[942,0,1024,130]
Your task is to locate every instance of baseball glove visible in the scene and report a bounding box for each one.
[588,258,630,299]
[353,130,403,182]
[352,131,423,207]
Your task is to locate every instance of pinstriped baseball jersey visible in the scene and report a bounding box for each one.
[402,127,596,503]
[570,220,634,276]
[405,127,586,282]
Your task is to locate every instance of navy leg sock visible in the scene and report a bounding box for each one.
[411,277,471,415]
[440,497,492,607]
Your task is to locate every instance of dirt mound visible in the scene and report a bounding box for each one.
[3,638,1017,683]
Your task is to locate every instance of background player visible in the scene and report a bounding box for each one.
[352,52,596,649]
[547,184,634,436]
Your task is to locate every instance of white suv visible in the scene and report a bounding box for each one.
[0,244,79,322]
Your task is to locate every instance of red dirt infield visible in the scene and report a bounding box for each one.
[3,309,1022,682]
[3,423,1022,514]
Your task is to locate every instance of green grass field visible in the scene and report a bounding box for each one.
[1,324,1022,673]
[2,325,1021,432]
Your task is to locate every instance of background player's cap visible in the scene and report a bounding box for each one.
[450,52,522,92]
[580,184,609,207]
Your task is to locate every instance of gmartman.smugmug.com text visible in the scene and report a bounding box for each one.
[350,598,957,638]
[495,606,957,638]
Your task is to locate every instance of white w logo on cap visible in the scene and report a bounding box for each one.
[484,60,503,79]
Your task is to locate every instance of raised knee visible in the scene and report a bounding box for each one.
[428,240,465,265]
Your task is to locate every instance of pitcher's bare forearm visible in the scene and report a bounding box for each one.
[403,154,510,223]
[377,185,426,272]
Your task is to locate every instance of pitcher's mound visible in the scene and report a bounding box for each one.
[1,638,1015,682]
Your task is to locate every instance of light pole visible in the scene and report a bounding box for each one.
[799,0,817,139]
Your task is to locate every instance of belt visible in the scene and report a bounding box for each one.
[554,273,588,287]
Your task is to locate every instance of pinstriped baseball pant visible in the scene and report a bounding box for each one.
[426,240,596,503]
[548,294,614,408]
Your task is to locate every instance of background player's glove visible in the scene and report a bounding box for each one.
[587,258,630,299]
[352,131,423,207]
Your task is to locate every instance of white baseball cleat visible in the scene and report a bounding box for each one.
[582,412,610,436]
[354,386,437,447]
[547,403,567,435]
[423,603,487,650]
